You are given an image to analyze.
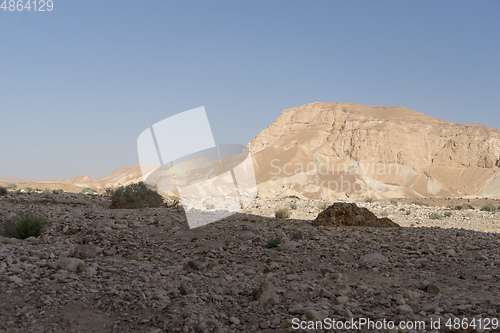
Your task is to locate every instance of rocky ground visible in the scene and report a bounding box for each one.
[1,191,499,332]
[243,197,500,233]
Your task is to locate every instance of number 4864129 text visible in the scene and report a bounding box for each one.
[1,0,54,12]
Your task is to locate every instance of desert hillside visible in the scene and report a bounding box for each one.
[248,102,500,200]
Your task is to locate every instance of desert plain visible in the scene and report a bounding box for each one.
[1,103,500,332]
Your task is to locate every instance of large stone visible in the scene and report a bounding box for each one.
[7,275,22,284]
[56,257,85,272]
[304,310,329,321]
[312,202,399,228]
[396,304,413,315]
[426,284,441,295]
[73,245,97,259]
[360,252,389,265]
[255,282,280,306]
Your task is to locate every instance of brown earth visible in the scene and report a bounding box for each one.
[312,202,400,228]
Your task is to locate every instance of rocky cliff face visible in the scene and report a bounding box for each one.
[248,102,500,199]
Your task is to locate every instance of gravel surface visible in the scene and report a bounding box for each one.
[1,191,499,332]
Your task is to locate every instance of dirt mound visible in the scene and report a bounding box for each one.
[312,202,400,227]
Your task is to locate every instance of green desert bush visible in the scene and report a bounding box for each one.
[0,186,7,196]
[364,197,374,203]
[405,210,411,215]
[480,204,498,212]
[443,211,453,218]
[429,212,443,220]
[266,236,281,249]
[109,182,164,209]
[6,183,17,190]
[3,214,46,239]
[275,208,290,218]
[25,187,33,193]
[81,187,96,194]
[290,202,297,210]
[104,187,116,197]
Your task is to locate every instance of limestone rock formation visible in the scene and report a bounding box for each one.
[248,102,500,199]
[312,202,399,228]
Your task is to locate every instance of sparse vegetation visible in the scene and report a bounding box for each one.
[6,183,17,190]
[443,211,453,218]
[364,197,374,203]
[109,182,164,209]
[3,213,46,239]
[318,201,329,210]
[265,236,281,249]
[290,202,297,210]
[412,201,428,207]
[0,186,7,196]
[165,195,182,210]
[480,204,498,212]
[429,212,443,220]
[405,210,411,215]
[81,187,96,194]
[41,193,53,204]
[105,187,116,197]
[452,204,475,210]
[25,187,33,193]
[275,208,290,218]
[52,189,63,194]
[205,203,216,210]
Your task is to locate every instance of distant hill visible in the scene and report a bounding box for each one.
[248,102,500,200]
[59,165,145,190]
[0,176,28,183]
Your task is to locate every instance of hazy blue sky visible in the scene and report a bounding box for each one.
[1,1,499,180]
